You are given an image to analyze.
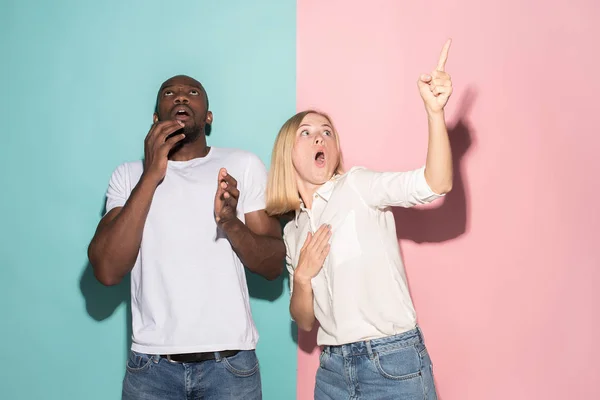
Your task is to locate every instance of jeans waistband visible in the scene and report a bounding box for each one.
[322,326,424,357]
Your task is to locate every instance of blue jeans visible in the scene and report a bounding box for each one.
[121,350,262,400]
[315,327,438,400]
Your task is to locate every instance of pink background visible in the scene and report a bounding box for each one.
[296,1,600,399]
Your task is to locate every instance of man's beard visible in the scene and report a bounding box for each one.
[167,122,203,156]
[180,122,201,144]
[165,121,201,143]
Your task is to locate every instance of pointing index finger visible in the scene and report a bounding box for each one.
[436,38,452,72]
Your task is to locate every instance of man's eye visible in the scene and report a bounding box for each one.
[164,90,173,96]
[190,90,199,95]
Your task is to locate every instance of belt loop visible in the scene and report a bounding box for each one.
[416,324,424,341]
[214,351,222,362]
[365,340,374,358]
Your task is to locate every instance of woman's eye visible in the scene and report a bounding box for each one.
[323,130,332,136]
[300,130,309,136]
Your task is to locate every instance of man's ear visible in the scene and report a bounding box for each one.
[153,113,159,123]
[206,111,213,125]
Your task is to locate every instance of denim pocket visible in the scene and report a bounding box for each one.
[372,345,423,381]
[125,351,153,373]
[223,350,260,377]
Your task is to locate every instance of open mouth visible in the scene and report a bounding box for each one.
[314,151,325,167]
[173,107,191,121]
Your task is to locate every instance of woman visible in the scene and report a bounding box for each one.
[266,40,453,399]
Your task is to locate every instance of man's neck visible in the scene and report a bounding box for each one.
[169,134,210,161]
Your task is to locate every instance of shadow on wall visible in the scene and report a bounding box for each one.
[77,198,131,363]
[394,88,476,243]
[246,217,289,301]
[245,266,285,303]
[79,197,132,359]
[293,88,477,358]
[80,261,132,355]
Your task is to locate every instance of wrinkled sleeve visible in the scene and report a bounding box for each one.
[348,166,444,208]
[241,153,268,214]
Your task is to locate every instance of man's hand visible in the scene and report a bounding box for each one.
[418,39,453,116]
[214,168,240,226]
[142,120,186,184]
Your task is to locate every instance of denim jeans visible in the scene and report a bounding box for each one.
[315,327,438,400]
[121,350,262,400]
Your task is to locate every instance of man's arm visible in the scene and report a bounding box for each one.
[220,210,285,281]
[214,165,284,281]
[87,175,158,286]
[88,120,186,286]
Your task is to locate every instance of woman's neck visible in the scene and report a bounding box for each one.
[296,179,323,209]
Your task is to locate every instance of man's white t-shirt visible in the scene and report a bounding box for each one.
[105,147,267,355]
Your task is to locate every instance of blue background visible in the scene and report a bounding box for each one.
[0,1,297,398]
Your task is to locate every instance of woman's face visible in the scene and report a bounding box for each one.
[291,113,340,187]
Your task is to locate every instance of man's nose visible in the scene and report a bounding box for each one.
[174,93,189,104]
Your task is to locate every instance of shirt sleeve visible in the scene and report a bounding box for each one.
[348,166,444,209]
[283,232,297,322]
[105,163,130,215]
[285,236,296,294]
[241,153,268,214]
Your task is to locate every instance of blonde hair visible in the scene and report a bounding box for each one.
[266,110,344,216]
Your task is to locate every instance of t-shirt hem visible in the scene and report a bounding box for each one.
[243,201,266,215]
[105,201,125,215]
[131,341,258,355]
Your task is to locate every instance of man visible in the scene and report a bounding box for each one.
[88,75,285,399]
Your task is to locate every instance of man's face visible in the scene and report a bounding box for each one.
[154,75,212,142]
